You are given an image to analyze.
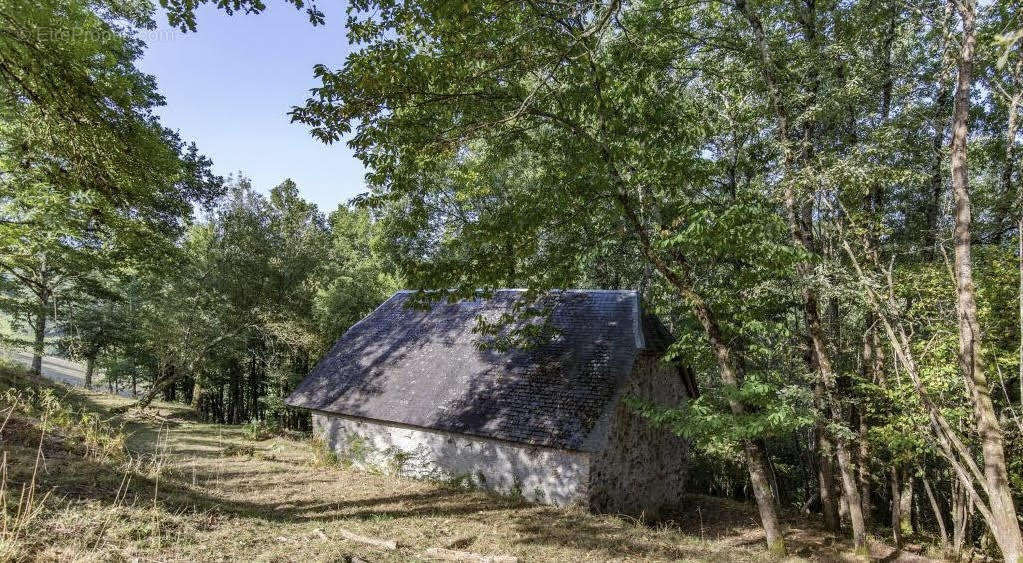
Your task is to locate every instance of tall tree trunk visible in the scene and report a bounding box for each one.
[182,373,194,404]
[218,384,226,424]
[854,405,872,525]
[735,0,866,549]
[857,318,883,525]
[230,362,240,424]
[743,438,787,555]
[925,2,955,256]
[814,345,840,532]
[30,295,47,376]
[949,2,1023,560]
[1007,76,1023,415]
[951,479,972,558]
[162,364,177,402]
[948,2,1023,559]
[899,475,914,536]
[816,411,841,532]
[84,355,95,389]
[192,380,205,410]
[614,186,787,555]
[1000,104,1018,225]
[995,79,1022,244]
[925,89,951,255]
[890,466,904,549]
[683,286,787,555]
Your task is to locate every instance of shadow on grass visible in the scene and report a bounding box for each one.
[1,420,750,561]
[2,378,872,561]
[2,368,921,561]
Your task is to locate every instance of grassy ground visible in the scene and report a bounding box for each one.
[0,368,937,562]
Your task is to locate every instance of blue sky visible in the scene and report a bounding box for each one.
[138,3,363,212]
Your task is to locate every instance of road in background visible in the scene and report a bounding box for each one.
[7,350,137,398]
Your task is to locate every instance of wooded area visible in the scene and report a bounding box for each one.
[3,0,1023,559]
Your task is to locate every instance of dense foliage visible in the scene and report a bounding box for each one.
[286,0,1023,558]
[3,0,1023,559]
[62,178,396,428]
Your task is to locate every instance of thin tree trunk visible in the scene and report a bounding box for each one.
[949,1,1023,559]
[925,89,951,255]
[816,410,841,532]
[899,475,914,536]
[192,380,204,409]
[230,362,240,423]
[952,479,972,558]
[30,297,47,376]
[218,384,225,424]
[920,472,949,550]
[84,355,95,389]
[997,76,1021,244]
[1000,103,1018,219]
[613,180,787,555]
[735,0,865,549]
[163,364,177,402]
[857,318,882,525]
[891,466,904,549]
[1011,89,1023,422]
[855,406,872,525]
[912,483,921,536]
[814,356,840,532]
[925,2,955,256]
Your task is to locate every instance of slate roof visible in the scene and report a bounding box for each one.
[285,289,669,451]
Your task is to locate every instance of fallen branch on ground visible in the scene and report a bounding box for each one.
[336,527,397,551]
[424,547,518,562]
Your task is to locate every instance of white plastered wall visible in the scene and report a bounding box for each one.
[312,413,590,506]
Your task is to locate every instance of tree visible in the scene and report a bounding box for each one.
[122,177,394,431]
[947,0,1022,557]
[0,0,222,375]
[314,204,399,347]
[58,278,130,388]
[290,0,823,552]
[282,0,1023,556]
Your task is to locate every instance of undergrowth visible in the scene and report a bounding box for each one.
[242,419,281,441]
[1,386,126,461]
[309,437,341,468]
[0,363,129,558]
[0,362,920,562]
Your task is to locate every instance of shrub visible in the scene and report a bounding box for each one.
[242,419,281,441]
[309,437,340,468]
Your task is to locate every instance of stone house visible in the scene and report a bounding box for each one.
[285,289,696,516]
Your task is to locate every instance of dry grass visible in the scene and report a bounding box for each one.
[0,369,935,562]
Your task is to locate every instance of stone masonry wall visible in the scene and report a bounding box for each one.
[587,353,690,517]
[312,412,591,506]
